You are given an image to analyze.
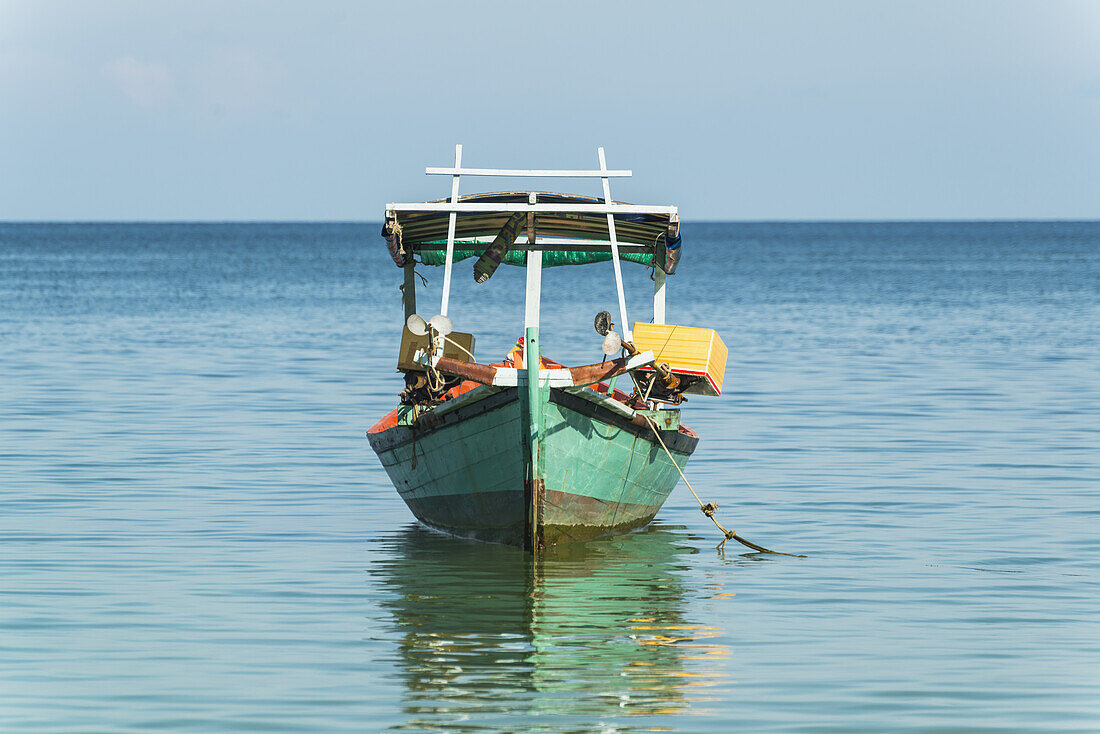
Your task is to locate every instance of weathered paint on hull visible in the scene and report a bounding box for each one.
[370,389,528,545]
[368,385,697,548]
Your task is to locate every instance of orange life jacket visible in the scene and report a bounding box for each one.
[507,338,546,369]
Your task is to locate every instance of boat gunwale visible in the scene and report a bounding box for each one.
[367,385,698,457]
[367,387,520,454]
[548,388,698,454]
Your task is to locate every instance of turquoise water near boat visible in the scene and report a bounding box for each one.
[1,222,1098,732]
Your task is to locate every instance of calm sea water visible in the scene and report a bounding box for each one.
[2,222,1098,733]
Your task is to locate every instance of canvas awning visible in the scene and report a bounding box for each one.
[382,192,681,273]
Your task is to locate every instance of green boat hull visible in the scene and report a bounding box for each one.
[368,386,698,549]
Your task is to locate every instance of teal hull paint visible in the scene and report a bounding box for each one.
[542,399,686,508]
[368,385,698,548]
[372,389,527,544]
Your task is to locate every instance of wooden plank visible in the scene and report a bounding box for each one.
[524,237,544,552]
[427,167,632,177]
[392,212,668,245]
[599,147,631,341]
[402,262,417,319]
[525,249,542,329]
[408,242,652,254]
[653,268,666,324]
[403,227,665,248]
[440,144,462,317]
[488,351,654,389]
[387,202,678,215]
[514,241,651,252]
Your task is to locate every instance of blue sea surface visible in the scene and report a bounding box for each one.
[1,221,1098,732]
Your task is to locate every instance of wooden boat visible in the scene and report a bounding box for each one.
[367,146,726,552]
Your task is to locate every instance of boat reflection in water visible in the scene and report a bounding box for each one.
[372,524,729,731]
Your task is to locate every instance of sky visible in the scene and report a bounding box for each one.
[2,0,1099,221]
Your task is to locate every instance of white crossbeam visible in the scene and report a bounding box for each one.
[386,202,676,215]
[426,167,632,178]
[489,351,654,389]
[411,237,648,248]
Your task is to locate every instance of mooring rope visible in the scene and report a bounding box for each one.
[642,415,805,557]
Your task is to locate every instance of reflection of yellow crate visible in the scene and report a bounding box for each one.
[398,327,475,371]
[632,323,727,396]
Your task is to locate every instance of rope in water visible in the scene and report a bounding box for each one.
[642,415,805,557]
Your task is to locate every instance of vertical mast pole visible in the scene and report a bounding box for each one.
[598,147,631,340]
[653,268,666,324]
[439,144,462,317]
[523,192,543,552]
[402,262,417,320]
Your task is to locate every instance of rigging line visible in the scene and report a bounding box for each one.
[441,335,475,361]
[397,267,427,301]
[641,415,806,557]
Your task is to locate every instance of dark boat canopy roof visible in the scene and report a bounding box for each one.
[382,192,682,272]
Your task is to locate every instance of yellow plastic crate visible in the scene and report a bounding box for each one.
[632,323,727,397]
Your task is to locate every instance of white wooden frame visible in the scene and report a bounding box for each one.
[417,145,672,334]
[387,202,676,215]
[653,269,666,324]
[427,167,631,178]
[524,194,542,366]
[598,147,631,341]
[438,144,462,317]
[489,351,655,389]
[406,236,650,251]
